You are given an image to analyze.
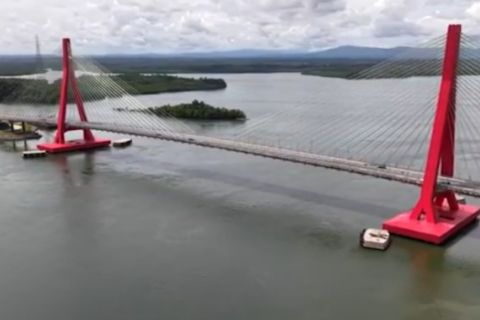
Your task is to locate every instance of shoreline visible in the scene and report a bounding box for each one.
[0,130,42,141]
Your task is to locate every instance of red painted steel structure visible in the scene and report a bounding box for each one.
[383,24,480,244]
[37,38,110,153]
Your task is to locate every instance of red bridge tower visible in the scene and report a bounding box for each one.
[37,38,110,153]
[383,24,480,244]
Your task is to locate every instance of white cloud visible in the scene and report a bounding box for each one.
[0,0,479,54]
[467,2,480,20]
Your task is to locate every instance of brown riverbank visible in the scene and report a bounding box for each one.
[0,130,41,141]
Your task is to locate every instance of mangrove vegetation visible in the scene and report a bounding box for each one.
[0,74,226,104]
[116,100,246,121]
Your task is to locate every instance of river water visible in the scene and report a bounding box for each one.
[0,73,480,319]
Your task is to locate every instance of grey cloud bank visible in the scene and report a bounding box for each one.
[1,0,480,54]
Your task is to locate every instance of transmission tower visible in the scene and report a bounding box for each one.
[35,35,45,73]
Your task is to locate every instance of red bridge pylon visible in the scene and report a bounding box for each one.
[383,24,480,244]
[37,38,110,153]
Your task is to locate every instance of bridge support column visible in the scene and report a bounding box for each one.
[37,38,110,153]
[383,24,480,244]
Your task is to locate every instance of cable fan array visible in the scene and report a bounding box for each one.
[2,33,480,184]
[68,56,195,137]
[231,35,446,174]
[451,34,480,182]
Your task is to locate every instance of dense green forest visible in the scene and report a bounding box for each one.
[0,55,467,79]
[118,100,246,120]
[0,55,380,75]
[303,60,447,79]
[0,78,60,104]
[0,56,42,75]
[3,55,480,80]
[301,64,374,78]
[118,74,226,93]
[95,57,378,75]
[0,74,226,104]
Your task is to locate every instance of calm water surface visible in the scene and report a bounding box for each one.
[0,73,479,319]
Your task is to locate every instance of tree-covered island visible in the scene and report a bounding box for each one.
[0,74,226,104]
[116,100,246,121]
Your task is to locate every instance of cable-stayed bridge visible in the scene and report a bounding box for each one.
[2,24,480,244]
[3,114,480,198]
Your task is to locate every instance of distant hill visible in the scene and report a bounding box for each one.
[0,45,448,61]
[165,45,452,61]
[174,49,307,59]
[114,46,417,60]
[142,45,420,60]
[0,44,471,76]
[305,45,413,60]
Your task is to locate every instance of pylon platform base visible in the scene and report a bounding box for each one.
[37,138,111,153]
[383,204,480,244]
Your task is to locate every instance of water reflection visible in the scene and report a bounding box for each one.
[400,240,446,301]
[395,220,478,320]
[53,152,102,243]
[398,220,478,300]
[52,152,97,187]
[391,238,447,320]
[0,140,29,152]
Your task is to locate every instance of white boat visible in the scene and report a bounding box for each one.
[22,150,47,159]
[360,228,391,251]
[456,194,466,204]
[112,138,133,148]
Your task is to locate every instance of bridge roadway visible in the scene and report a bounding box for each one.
[6,116,480,198]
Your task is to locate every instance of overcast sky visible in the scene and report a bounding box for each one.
[1,0,480,54]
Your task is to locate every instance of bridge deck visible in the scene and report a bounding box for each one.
[6,116,480,198]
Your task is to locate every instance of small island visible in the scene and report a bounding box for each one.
[0,74,227,104]
[116,100,246,121]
